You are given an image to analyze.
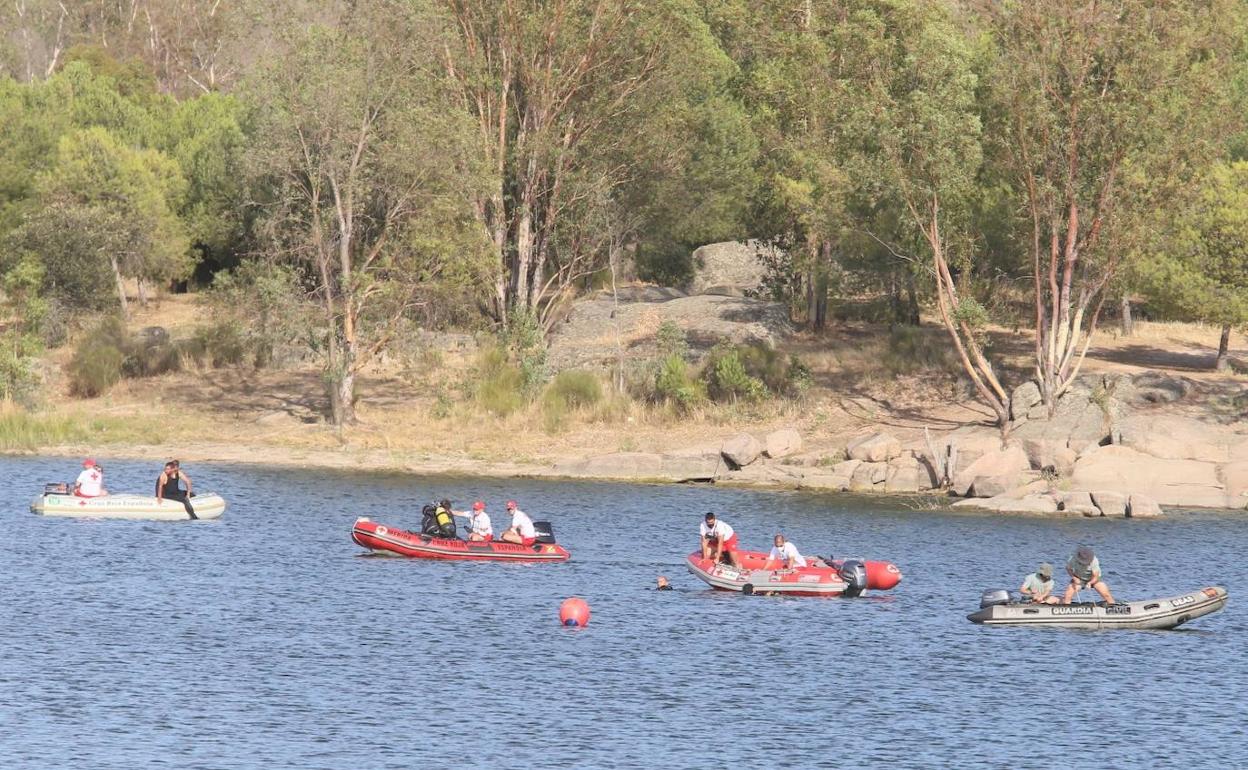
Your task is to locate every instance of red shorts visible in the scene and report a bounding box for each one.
[520,536,536,546]
[472,534,494,542]
[721,533,739,552]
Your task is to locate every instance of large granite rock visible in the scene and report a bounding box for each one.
[1010,381,1043,422]
[850,461,888,490]
[847,432,902,463]
[557,452,664,479]
[716,464,802,488]
[1116,414,1246,464]
[953,493,1060,514]
[970,474,1021,499]
[1071,445,1228,508]
[763,428,803,459]
[884,463,923,493]
[721,433,763,468]
[689,240,775,297]
[1090,490,1127,517]
[1222,460,1248,508]
[1127,493,1163,518]
[952,446,1032,497]
[1058,490,1100,516]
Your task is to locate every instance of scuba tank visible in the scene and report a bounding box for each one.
[434,505,457,538]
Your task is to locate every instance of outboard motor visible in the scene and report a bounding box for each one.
[43,482,69,495]
[980,589,1012,609]
[839,560,869,598]
[533,521,556,545]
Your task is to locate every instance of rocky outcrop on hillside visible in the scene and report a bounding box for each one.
[547,291,792,370]
[688,240,776,297]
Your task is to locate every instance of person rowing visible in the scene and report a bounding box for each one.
[155,460,196,519]
[699,512,739,567]
[762,533,807,570]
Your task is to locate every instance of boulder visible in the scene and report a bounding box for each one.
[658,452,723,482]
[689,240,773,296]
[716,464,802,488]
[847,432,902,463]
[1221,460,1248,508]
[952,446,1032,497]
[558,452,664,479]
[1090,490,1128,517]
[1123,371,1193,406]
[1117,414,1240,464]
[763,428,803,459]
[969,474,1020,499]
[941,426,1005,475]
[1071,445,1229,508]
[953,493,1059,514]
[1057,490,1100,516]
[850,461,888,490]
[799,471,851,492]
[1010,381,1043,422]
[1017,438,1078,476]
[884,463,923,493]
[721,433,763,468]
[1127,493,1163,518]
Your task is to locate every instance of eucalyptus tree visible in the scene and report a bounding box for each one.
[982,0,1242,408]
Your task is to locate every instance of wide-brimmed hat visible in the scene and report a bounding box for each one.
[1073,546,1095,566]
[1037,562,1053,579]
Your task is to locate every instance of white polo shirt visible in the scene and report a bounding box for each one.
[700,520,734,540]
[510,509,535,538]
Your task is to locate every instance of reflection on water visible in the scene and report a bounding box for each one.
[0,456,1243,769]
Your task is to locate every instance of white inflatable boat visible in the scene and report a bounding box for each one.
[968,586,1228,630]
[31,489,226,521]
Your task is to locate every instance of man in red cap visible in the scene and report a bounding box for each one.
[453,500,494,541]
[73,458,106,498]
[499,500,536,545]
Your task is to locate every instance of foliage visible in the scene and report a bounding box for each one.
[540,370,604,433]
[474,347,526,418]
[653,353,706,410]
[207,260,311,368]
[0,255,48,405]
[705,347,767,402]
[656,321,689,360]
[67,334,124,397]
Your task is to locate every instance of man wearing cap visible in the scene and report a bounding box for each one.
[1020,562,1058,604]
[499,500,536,545]
[453,500,494,541]
[73,458,107,498]
[700,512,740,567]
[1062,546,1116,605]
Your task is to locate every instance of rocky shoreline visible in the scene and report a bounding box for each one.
[556,371,1248,515]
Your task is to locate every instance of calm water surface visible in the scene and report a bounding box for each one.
[1,457,1244,769]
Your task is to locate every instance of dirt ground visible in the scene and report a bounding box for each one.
[28,294,1246,474]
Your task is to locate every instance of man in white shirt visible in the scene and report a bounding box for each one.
[454,500,494,541]
[763,534,807,570]
[499,500,537,545]
[699,512,739,567]
[73,458,106,498]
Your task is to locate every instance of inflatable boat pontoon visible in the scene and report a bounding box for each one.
[31,489,225,521]
[686,550,902,597]
[968,586,1228,629]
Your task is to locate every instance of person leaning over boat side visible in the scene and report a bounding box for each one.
[73,458,107,497]
[1020,562,1059,604]
[452,500,494,541]
[700,512,740,567]
[155,460,196,518]
[763,533,807,570]
[1061,547,1116,605]
[499,500,536,545]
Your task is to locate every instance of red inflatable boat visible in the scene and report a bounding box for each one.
[351,517,571,562]
[686,549,902,597]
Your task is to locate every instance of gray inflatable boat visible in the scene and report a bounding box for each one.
[968,586,1228,630]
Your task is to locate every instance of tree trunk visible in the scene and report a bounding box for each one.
[109,254,129,319]
[137,277,149,308]
[328,365,356,427]
[905,272,920,326]
[1120,294,1134,337]
[1216,324,1232,371]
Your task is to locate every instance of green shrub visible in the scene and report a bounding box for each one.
[189,321,248,368]
[502,308,548,394]
[541,370,603,433]
[475,346,526,417]
[656,321,689,359]
[545,370,602,409]
[68,340,123,397]
[705,347,766,402]
[655,353,705,409]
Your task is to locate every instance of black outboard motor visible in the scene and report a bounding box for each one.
[980,589,1012,609]
[839,560,868,598]
[533,521,556,544]
[44,482,69,495]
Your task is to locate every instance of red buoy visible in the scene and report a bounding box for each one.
[559,597,590,627]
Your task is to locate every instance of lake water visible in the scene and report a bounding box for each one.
[1,456,1244,769]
